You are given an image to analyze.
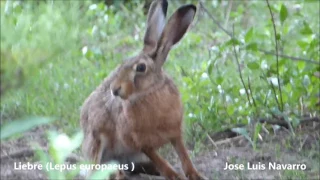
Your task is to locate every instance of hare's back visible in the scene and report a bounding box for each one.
[80,67,122,131]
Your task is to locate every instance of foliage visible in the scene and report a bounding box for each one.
[0,116,55,140]
[1,0,319,145]
[35,131,115,179]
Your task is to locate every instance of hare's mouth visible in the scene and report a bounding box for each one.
[111,90,127,100]
[111,81,135,100]
[117,93,129,100]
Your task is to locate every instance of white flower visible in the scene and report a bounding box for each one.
[89,4,97,10]
[82,46,88,55]
[239,88,246,95]
[201,72,208,79]
[53,134,71,152]
[267,77,278,86]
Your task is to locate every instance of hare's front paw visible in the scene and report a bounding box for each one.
[165,172,186,180]
[169,174,186,180]
[186,172,208,180]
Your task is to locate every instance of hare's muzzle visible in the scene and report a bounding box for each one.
[110,82,133,100]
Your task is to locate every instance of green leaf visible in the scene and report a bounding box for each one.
[224,38,241,47]
[48,131,84,164]
[253,123,262,150]
[271,107,283,116]
[280,4,288,25]
[246,42,258,51]
[247,62,260,70]
[231,127,253,146]
[216,76,224,84]
[278,59,286,68]
[300,21,313,35]
[207,61,214,76]
[297,61,306,71]
[291,117,300,127]
[297,40,309,49]
[245,27,254,42]
[1,117,55,140]
[282,93,288,103]
[34,143,59,179]
[303,75,310,88]
[226,106,235,115]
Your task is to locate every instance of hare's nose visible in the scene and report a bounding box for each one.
[112,86,121,96]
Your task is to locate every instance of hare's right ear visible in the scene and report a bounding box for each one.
[153,4,196,68]
[143,0,168,53]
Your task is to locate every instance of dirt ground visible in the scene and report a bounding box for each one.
[1,120,319,180]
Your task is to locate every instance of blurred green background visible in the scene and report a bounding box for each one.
[1,0,319,143]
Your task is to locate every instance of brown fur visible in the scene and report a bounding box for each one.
[80,0,206,179]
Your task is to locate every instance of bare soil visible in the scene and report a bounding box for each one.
[1,121,319,180]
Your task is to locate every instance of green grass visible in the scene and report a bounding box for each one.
[1,0,319,141]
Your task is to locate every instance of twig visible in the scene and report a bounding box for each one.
[259,116,320,129]
[266,0,284,112]
[199,0,233,37]
[247,77,257,108]
[214,135,245,147]
[261,72,281,110]
[232,25,252,107]
[199,0,318,64]
[197,121,214,142]
[258,49,319,65]
[224,0,233,28]
[206,133,218,149]
[298,135,308,152]
[263,88,270,106]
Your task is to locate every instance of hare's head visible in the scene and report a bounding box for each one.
[110,0,196,100]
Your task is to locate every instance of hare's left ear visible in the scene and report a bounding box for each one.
[153,4,196,68]
[143,0,168,53]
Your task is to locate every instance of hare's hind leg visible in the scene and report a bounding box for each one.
[85,132,127,180]
[142,149,185,180]
[171,137,207,180]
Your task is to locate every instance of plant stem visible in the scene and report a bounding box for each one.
[231,25,252,107]
[266,0,284,112]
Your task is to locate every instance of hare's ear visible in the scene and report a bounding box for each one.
[154,4,196,68]
[143,0,168,53]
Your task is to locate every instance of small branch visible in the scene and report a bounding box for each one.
[266,0,283,112]
[261,72,281,111]
[259,116,319,129]
[232,25,252,107]
[206,133,218,149]
[199,0,318,64]
[298,135,309,152]
[199,0,233,37]
[214,136,245,147]
[224,0,233,28]
[247,77,257,108]
[263,89,270,106]
[258,49,319,64]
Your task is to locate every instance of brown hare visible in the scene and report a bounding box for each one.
[80,0,206,179]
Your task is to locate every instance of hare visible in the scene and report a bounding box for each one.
[80,0,206,179]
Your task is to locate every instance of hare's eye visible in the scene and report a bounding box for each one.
[136,63,146,72]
